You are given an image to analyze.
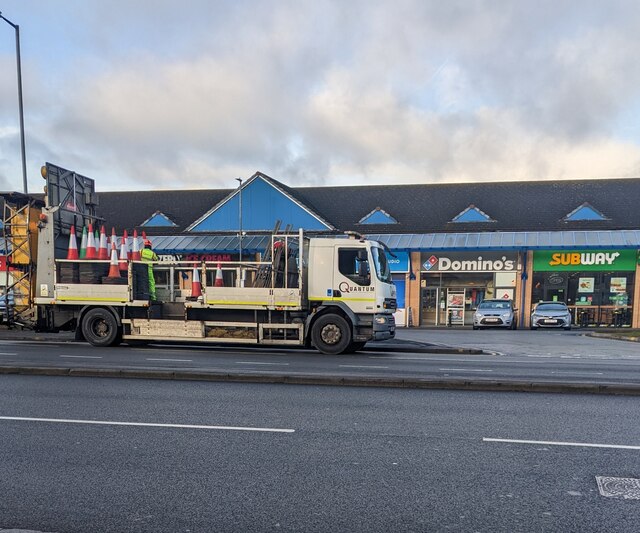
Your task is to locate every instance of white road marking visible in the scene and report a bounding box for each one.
[60,355,103,359]
[0,416,295,433]
[551,371,604,375]
[439,368,493,372]
[339,365,389,369]
[0,352,18,356]
[483,437,640,450]
[146,358,193,362]
[236,361,289,366]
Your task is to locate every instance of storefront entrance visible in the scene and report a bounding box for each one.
[532,250,637,327]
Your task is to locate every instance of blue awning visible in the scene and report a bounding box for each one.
[147,230,640,254]
[364,230,640,251]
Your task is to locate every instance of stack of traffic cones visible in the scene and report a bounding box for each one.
[67,226,79,260]
[86,223,97,259]
[214,263,224,287]
[107,241,120,278]
[98,226,109,260]
[131,229,141,260]
[119,230,129,271]
[79,226,88,259]
[191,267,202,298]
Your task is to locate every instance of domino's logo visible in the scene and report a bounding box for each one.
[423,255,438,270]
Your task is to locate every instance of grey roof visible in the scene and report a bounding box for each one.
[91,176,640,236]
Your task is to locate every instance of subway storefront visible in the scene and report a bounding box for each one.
[531,250,638,327]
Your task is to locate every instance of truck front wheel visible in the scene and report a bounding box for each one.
[82,308,122,347]
[311,314,352,355]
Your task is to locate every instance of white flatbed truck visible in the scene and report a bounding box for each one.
[4,163,396,354]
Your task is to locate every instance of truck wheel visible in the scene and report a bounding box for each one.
[311,314,352,355]
[82,308,121,347]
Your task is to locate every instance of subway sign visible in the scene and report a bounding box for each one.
[533,250,637,271]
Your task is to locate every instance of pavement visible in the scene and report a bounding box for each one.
[1,325,640,395]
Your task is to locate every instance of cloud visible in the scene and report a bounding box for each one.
[1,0,640,190]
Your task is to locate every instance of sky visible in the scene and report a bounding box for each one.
[1,0,640,192]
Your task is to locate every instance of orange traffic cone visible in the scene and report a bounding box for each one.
[67,225,79,260]
[98,226,109,260]
[214,263,224,287]
[107,244,120,278]
[119,230,129,271]
[131,229,141,261]
[86,223,97,259]
[191,267,202,298]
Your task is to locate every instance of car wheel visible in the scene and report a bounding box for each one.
[564,326,571,331]
[530,326,538,330]
[472,326,479,330]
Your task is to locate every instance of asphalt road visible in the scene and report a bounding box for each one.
[1,375,639,532]
[0,329,639,390]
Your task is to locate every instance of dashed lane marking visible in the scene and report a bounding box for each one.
[0,416,295,433]
[439,368,493,372]
[145,358,193,362]
[59,355,102,359]
[484,437,640,450]
[236,361,290,366]
[339,365,389,369]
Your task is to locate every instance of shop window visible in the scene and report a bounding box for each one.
[564,203,608,221]
[338,248,371,286]
[451,205,495,223]
[358,208,398,225]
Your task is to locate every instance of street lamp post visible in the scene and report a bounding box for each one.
[0,12,28,194]
[235,176,243,263]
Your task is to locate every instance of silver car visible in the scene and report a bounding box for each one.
[530,301,572,330]
[472,299,516,330]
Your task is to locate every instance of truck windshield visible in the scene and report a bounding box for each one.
[371,247,392,283]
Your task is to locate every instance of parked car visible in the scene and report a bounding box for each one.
[530,301,572,330]
[0,289,15,325]
[472,299,516,330]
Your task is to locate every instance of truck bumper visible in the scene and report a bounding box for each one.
[372,313,396,341]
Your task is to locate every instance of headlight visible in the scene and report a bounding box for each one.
[375,316,387,324]
[502,313,511,318]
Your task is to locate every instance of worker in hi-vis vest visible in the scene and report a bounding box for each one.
[141,239,159,300]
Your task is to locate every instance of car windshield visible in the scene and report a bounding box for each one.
[478,301,511,310]
[536,303,567,311]
[371,247,392,283]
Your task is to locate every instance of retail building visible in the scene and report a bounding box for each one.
[3,173,639,328]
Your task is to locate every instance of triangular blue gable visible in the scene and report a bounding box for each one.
[189,177,330,232]
[360,208,398,224]
[565,204,607,221]
[452,206,493,223]
[140,212,177,227]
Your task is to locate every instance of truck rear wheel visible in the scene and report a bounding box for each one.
[82,308,121,347]
[311,314,352,355]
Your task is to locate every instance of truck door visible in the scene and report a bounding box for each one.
[334,246,375,313]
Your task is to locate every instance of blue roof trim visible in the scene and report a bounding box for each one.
[359,208,398,225]
[186,174,334,232]
[564,203,608,221]
[451,205,495,223]
[140,211,178,227]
